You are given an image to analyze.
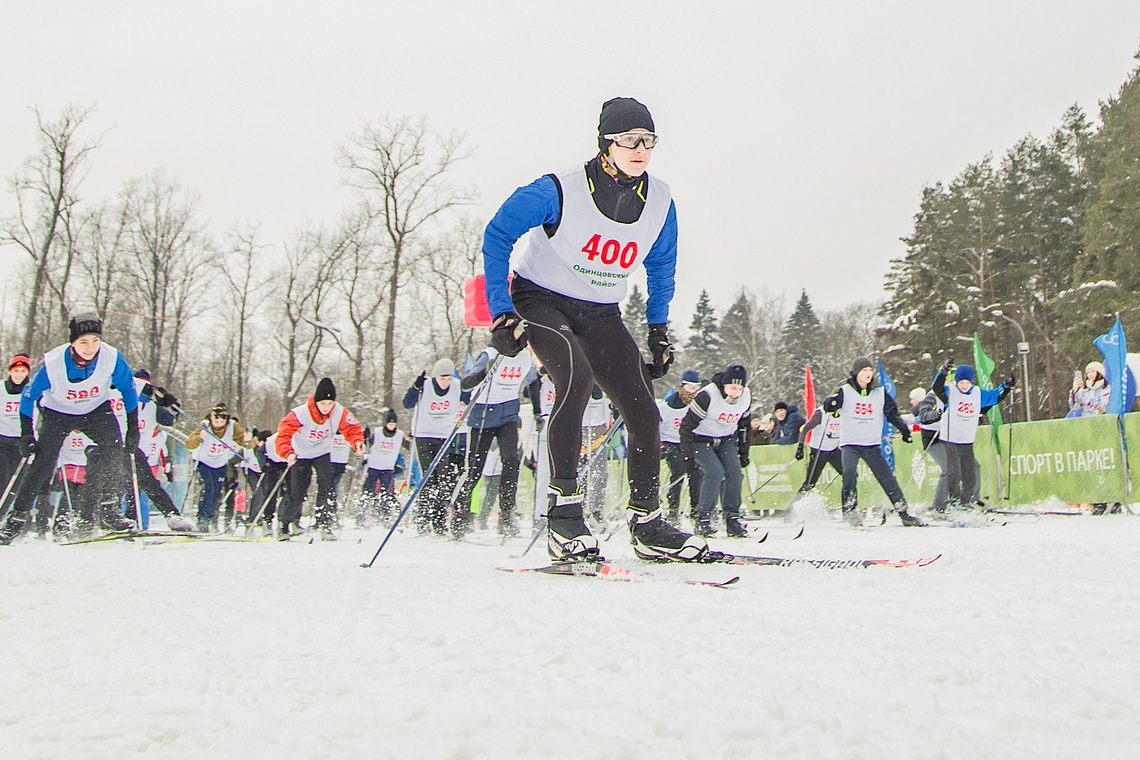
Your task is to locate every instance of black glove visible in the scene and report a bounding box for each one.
[413,371,427,391]
[901,429,912,445]
[152,386,178,408]
[795,444,805,461]
[491,313,528,357]
[646,324,673,379]
[19,435,37,458]
[124,409,140,451]
[739,450,750,467]
[942,355,954,374]
[1005,371,1017,388]
[534,416,545,434]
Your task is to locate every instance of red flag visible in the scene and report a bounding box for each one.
[802,363,816,445]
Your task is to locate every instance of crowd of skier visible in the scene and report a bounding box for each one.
[0,96,1023,560]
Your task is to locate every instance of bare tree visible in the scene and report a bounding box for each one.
[410,215,485,365]
[117,172,216,382]
[274,226,346,408]
[337,115,475,406]
[326,208,389,391]
[219,226,273,415]
[73,201,129,319]
[1,104,101,355]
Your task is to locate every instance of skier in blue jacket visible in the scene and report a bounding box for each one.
[481,97,706,563]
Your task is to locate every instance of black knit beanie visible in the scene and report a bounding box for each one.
[384,407,398,425]
[598,97,654,151]
[852,357,874,375]
[722,364,748,385]
[69,312,103,343]
[314,377,337,402]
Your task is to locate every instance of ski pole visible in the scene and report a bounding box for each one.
[244,463,292,535]
[510,414,624,559]
[747,459,796,502]
[0,456,30,527]
[361,354,507,568]
[128,451,145,532]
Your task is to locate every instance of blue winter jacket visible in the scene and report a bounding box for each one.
[482,173,679,324]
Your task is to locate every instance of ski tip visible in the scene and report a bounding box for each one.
[756,531,768,544]
[919,553,942,566]
[793,524,805,540]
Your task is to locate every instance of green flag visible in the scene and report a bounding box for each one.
[973,332,1002,454]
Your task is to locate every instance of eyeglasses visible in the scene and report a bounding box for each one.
[212,413,227,420]
[604,132,659,149]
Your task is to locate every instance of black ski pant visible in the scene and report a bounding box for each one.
[413,437,461,534]
[512,276,660,508]
[455,423,519,527]
[799,447,844,493]
[944,442,978,508]
[11,402,126,518]
[124,449,180,519]
[251,461,288,523]
[284,454,336,529]
[840,444,906,509]
[662,442,701,519]
[0,436,22,507]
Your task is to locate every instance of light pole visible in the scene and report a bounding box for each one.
[991,310,1032,422]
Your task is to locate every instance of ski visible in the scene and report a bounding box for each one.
[686,575,740,588]
[63,529,211,545]
[497,560,652,581]
[755,524,804,543]
[701,551,941,569]
[497,560,740,587]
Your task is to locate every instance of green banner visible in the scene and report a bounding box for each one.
[1004,414,1127,504]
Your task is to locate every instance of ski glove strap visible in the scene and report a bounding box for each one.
[646,324,673,379]
[491,313,528,357]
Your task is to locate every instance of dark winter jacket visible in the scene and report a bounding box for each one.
[678,372,752,461]
[773,404,806,445]
[822,371,911,440]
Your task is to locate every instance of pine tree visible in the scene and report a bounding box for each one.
[1072,55,1140,347]
[684,290,723,378]
[621,284,647,338]
[779,290,821,404]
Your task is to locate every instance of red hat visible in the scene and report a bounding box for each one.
[9,354,31,371]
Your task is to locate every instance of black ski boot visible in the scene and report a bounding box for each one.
[497,509,520,539]
[0,515,27,546]
[898,508,927,527]
[627,502,707,562]
[693,517,715,537]
[725,516,748,538]
[546,482,599,561]
[100,507,135,533]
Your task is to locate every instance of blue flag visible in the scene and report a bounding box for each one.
[1093,315,1128,416]
[877,358,896,471]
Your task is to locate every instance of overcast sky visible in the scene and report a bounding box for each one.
[3,2,1140,328]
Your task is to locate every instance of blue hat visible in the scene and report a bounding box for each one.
[954,365,975,384]
[681,369,700,384]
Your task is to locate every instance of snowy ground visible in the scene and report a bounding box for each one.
[2,509,1139,760]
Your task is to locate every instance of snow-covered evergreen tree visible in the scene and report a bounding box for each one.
[684,290,723,379]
